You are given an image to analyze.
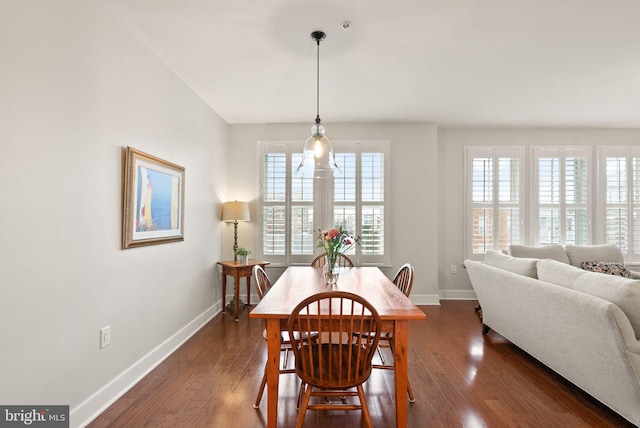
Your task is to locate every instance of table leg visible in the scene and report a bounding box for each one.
[265,318,281,428]
[234,273,240,321]
[221,273,227,313]
[394,320,409,428]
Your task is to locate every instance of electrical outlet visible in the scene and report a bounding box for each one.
[450,264,457,274]
[100,326,111,349]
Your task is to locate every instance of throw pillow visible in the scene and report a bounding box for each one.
[565,244,624,268]
[537,259,585,289]
[508,244,570,264]
[484,250,538,278]
[581,261,633,278]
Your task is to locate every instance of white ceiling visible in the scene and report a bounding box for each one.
[105,0,640,127]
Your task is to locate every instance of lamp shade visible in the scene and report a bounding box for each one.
[222,201,250,222]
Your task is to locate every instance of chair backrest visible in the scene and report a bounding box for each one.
[253,265,271,300]
[393,263,414,297]
[310,253,355,268]
[287,291,380,389]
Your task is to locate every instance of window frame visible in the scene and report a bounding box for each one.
[258,140,390,267]
[598,146,640,262]
[464,146,525,260]
[531,146,591,246]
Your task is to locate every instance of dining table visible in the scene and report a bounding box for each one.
[249,266,427,428]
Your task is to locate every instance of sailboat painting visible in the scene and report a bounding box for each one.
[122,147,185,249]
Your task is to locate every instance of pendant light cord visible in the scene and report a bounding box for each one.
[315,37,321,125]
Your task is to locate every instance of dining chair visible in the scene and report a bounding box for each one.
[350,262,416,403]
[288,291,381,428]
[252,265,298,409]
[375,263,416,402]
[310,252,355,268]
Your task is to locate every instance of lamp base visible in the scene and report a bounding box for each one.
[233,220,239,261]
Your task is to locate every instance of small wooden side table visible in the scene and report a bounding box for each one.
[217,259,270,321]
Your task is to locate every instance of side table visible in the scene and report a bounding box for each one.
[217,260,270,321]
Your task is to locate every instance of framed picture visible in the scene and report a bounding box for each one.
[122,147,185,249]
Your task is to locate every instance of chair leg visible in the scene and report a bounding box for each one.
[357,384,373,428]
[253,365,268,409]
[296,384,312,428]
[296,381,305,410]
[376,344,386,366]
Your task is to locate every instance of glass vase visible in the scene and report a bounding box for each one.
[323,256,340,285]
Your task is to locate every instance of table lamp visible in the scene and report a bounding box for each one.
[222,201,250,261]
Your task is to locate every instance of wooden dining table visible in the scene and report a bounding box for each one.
[249,266,426,428]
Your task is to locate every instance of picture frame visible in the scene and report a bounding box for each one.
[122,147,185,249]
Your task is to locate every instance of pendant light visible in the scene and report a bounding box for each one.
[296,30,339,178]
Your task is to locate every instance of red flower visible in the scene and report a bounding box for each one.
[326,229,340,240]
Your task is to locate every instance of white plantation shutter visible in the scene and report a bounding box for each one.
[533,147,590,246]
[260,141,388,266]
[291,153,314,256]
[262,152,287,256]
[334,152,357,255]
[466,147,523,258]
[600,147,640,262]
[334,143,388,265]
[260,146,314,264]
[497,157,521,249]
[360,152,385,258]
[635,157,640,258]
[605,156,628,249]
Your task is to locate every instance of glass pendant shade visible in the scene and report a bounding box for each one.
[296,30,339,178]
[297,123,338,178]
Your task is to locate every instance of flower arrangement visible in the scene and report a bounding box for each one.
[317,226,359,270]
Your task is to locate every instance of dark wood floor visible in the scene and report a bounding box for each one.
[88,301,634,427]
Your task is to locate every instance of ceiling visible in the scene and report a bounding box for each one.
[105,0,640,127]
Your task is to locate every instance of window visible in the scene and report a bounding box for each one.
[465,144,640,262]
[466,147,524,258]
[600,147,640,261]
[259,141,389,266]
[532,147,590,246]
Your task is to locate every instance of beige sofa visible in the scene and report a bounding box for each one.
[465,245,640,426]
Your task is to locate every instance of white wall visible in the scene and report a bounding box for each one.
[438,127,640,297]
[227,122,441,305]
[0,1,227,426]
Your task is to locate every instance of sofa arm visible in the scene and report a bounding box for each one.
[629,269,640,280]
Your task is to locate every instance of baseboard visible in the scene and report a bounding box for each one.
[71,302,221,428]
[439,289,478,300]
[410,294,442,305]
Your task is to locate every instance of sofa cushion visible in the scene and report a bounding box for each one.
[537,259,585,288]
[538,258,640,339]
[509,244,570,264]
[581,261,633,278]
[571,271,640,339]
[565,244,624,268]
[484,250,538,278]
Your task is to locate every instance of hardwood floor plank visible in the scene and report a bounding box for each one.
[88,301,634,428]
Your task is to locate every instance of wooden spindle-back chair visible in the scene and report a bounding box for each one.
[393,262,414,296]
[252,265,298,409]
[310,253,355,268]
[375,263,416,402]
[288,291,380,428]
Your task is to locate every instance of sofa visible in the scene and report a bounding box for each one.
[464,244,640,426]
